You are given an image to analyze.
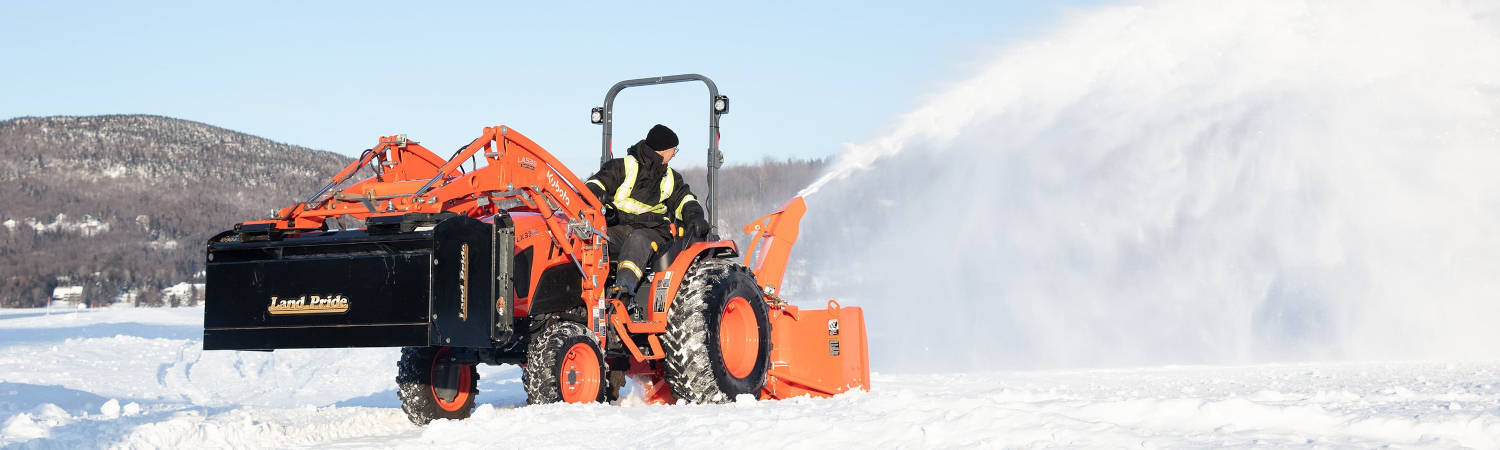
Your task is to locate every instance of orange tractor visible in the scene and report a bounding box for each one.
[202,74,869,424]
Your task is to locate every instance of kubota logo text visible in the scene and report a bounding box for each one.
[547,170,571,207]
[268,295,350,315]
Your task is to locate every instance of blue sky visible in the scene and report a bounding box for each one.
[1,1,1101,170]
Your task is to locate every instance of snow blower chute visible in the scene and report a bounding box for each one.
[202,74,869,424]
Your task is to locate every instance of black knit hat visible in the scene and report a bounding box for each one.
[644,124,678,151]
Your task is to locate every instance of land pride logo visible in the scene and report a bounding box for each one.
[459,243,469,321]
[268,294,350,315]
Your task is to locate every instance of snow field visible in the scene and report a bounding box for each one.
[1,307,1499,448]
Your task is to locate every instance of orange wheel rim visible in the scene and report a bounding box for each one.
[718,296,759,378]
[430,348,472,412]
[559,342,602,403]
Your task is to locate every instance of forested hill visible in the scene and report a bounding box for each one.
[0,115,349,307]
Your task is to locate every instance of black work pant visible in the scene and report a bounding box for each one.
[608,225,670,295]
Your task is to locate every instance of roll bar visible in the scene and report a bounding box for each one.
[593,74,728,233]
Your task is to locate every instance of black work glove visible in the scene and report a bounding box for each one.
[687,218,710,241]
[601,203,618,227]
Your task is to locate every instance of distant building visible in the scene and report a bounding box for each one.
[50,285,84,307]
[162,282,205,306]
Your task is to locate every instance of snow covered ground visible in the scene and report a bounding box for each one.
[0,307,1497,448]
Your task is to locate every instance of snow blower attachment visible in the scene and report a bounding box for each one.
[203,74,869,424]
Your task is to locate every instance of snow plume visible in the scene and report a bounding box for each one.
[792,0,1500,371]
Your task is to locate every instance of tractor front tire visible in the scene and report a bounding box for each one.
[523,320,608,404]
[662,258,772,403]
[396,346,479,425]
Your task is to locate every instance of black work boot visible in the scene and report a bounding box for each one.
[609,279,646,322]
[625,298,645,322]
[615,267,645,321]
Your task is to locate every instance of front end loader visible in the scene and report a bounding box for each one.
[202,74,869,424]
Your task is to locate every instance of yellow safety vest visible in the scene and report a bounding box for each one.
[613,155,674,216]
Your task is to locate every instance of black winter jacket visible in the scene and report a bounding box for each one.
[585,141,705,233]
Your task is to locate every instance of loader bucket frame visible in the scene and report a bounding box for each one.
[594,73,727,236]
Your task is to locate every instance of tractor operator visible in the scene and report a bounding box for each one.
[585,124,709,319]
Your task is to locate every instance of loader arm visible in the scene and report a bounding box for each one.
[253,126,604,229]
[227,126,612,331]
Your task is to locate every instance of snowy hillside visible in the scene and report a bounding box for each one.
[1,307,1497,448]
[0,115,351,308]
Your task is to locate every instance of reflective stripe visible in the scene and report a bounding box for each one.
[620,260,643,278]
[586,179,606,191]
[660,169,674,201]
[613,155,671,215]
[675,195,698,220]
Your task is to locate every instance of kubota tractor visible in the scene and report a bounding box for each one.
[202,74,869,424]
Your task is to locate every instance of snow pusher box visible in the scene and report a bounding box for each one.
[202,74,869,425]
[203,212,509,350]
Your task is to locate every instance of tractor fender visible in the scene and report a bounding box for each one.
[645,240,740,321]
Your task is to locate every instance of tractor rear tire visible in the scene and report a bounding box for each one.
[523,320,608,404]
[662,258,772,403]
[396,346,479,425]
